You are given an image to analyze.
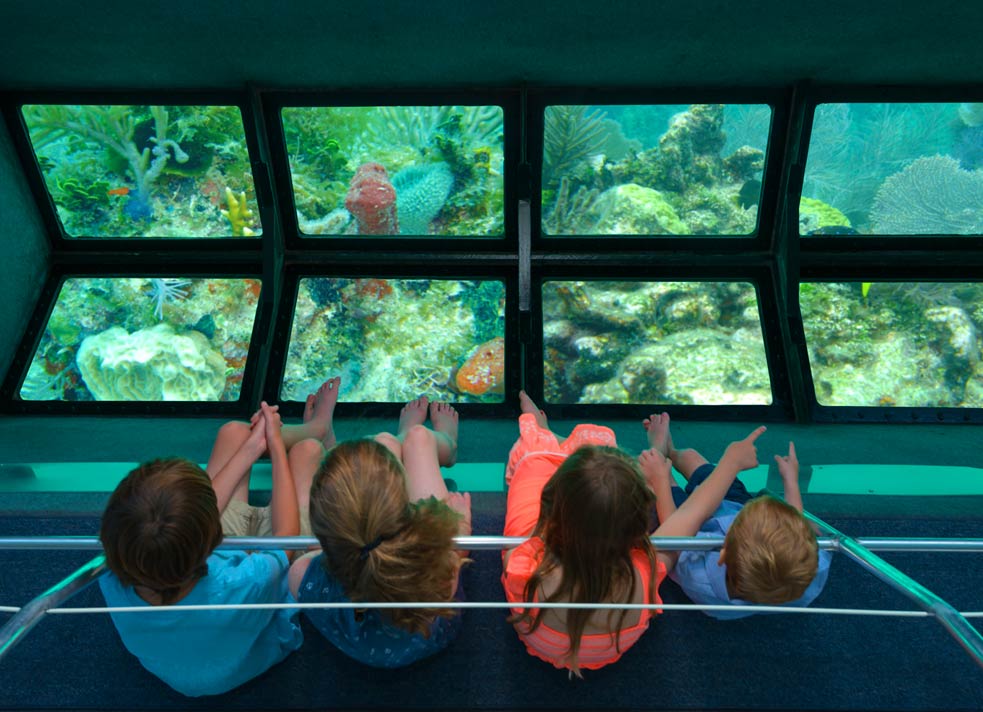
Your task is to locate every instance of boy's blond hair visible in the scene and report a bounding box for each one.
[721,495,818,604]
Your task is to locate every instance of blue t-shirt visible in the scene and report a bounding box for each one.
[670,501,833,620]
[299,553,461,668]
[99,550,302,696]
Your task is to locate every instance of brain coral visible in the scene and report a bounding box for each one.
[870,155,983,235]
[391,163,454,235]
[77,324,228,401]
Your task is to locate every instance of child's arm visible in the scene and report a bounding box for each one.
[775,441,803,512]
[639,448,677,526]
[652,426,766,570]
[264,402,300,542]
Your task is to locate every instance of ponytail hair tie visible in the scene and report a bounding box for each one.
[358,525,407,561]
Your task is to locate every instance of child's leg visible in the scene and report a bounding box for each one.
[396,396,453,501]
[206,421,254,506]
[643,412,708,481]
[429,401,458,467]
[519,390,563,444]
[287,438,325,532]
[279,377,340,450]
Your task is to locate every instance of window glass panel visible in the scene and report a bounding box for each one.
[282,106,505,237]
[801,102,983,235]
[800,281,983,406]
[542,104,771,236]
[21,105,259,239]
[19,277,261,401]
[543,281,770,404]
[282,278,505,402]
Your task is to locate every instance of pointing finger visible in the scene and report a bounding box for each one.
[744,425,767,443]
[788,441,796,459]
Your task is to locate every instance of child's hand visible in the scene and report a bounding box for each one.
[261,401,284,453]
[720,426,766,472]
[775,441,799,482]
[638,448,672,491]
[245,408,268,459]
[445,491,472,537]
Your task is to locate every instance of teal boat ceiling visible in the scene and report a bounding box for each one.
[1,1,983,90]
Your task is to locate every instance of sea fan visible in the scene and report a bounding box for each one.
[147,278,191,321]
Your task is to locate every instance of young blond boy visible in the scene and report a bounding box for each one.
[640,413,831,619]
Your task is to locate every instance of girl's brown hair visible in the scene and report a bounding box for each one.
[510,445,659,676]
[309,439,461,637]
[99,458,223,605]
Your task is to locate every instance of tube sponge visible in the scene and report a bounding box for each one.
[77,324,228,401]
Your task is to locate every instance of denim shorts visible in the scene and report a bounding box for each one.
[670,462,755,508]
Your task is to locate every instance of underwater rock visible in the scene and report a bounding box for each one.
[391,163,454,235]
[589,183,687,235]
[567,334,630,389]
[722,146,765,182]
[925,306,979,366]
[345,162,399,235]
[77,324,227,401]
[580,329,770,405]
[454,337,505,395]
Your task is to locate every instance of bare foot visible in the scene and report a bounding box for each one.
[398,396,429,436]
[429,401,459,467]
[519,390,548,429]
[304,377,340,449]
[643,412,672,458]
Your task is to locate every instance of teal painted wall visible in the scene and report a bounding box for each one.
[0,111,49,386]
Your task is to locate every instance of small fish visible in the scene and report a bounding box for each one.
[107,187,131,196]
[738,179,761,209]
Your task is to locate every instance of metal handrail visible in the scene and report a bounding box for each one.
[802,512,983,670]
[7,534,983,552]
[0,555,105,661]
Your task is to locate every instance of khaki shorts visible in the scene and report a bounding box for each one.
[221,499,311,537]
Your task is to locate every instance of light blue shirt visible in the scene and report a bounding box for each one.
[99,550,302,696]
[670,501,833,620]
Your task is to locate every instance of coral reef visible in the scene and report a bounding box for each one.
[799,197,852,233]
[587,184,687,235]
[146,278,191,321]
[344,163,399,235]
[454,337,505,395]
[542,281,769,404]
[391,163,454,235]
[219,188,257,236]
[870,155,983,234]
[76,324,228,401]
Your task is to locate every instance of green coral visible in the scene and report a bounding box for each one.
[76,324,227,401]
[799,197,852,232]
[543,105,609,188]
[870,155,983,234]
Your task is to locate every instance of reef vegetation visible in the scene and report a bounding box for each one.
[284,105,505,237]
[22,104,260,239]
[280,278,506,404]
[542,103,767,236]
[19,278,261,402]
[800,281,983,407]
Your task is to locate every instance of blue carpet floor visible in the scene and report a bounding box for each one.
[1,500,981,710]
